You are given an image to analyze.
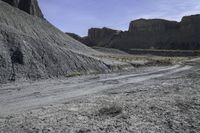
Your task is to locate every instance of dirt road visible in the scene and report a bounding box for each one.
[0,59,200,133]
[0,64,192,116]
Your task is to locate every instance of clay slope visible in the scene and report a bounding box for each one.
[0,0,110,83]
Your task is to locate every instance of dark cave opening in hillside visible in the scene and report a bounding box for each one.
[9,49,24,81]
[11,49,24,65]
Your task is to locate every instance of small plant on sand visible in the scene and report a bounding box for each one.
[65,72,82,78]
[98,102,123,117]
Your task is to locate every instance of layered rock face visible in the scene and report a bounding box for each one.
[180,14,200,33]
[109,19,180,49]
[0,0,110,83]
[2,0,44,18]
[79,27,121,47]
[73,14,200,50]
[129,19,179,32]
[109,16,200,50]
[122,16,200,50]
[87,27,120,46]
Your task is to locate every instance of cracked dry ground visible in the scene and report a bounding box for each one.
[0,64,200,133]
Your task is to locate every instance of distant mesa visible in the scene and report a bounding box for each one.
[67,27,122,47]
[68,14,200,50]
[86,27,121,47]
[128,19,179,32]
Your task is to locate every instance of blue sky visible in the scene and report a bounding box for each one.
[39,0,200,36]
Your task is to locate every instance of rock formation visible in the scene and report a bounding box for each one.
[110,15,200,50]
[109,19,180,49]
[0,0,110,83]
[67,27,121,47]
[128,19,179,32]
[2,0,44,18]
[86,27,121,47]
[71,14,200,50]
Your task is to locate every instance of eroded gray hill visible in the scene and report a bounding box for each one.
[0,0,110,83]
[71,15,200,50]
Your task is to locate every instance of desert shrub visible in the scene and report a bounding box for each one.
[65,72,82,78]
[98,103,123,117]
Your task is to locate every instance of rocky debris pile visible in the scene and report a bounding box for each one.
[69,14,200,50]
[2,0,44,18]
[0,0,111,83]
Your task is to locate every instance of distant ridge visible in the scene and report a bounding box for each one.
[68,14,200,50]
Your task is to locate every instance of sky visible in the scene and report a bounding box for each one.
[38,0,200,36]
